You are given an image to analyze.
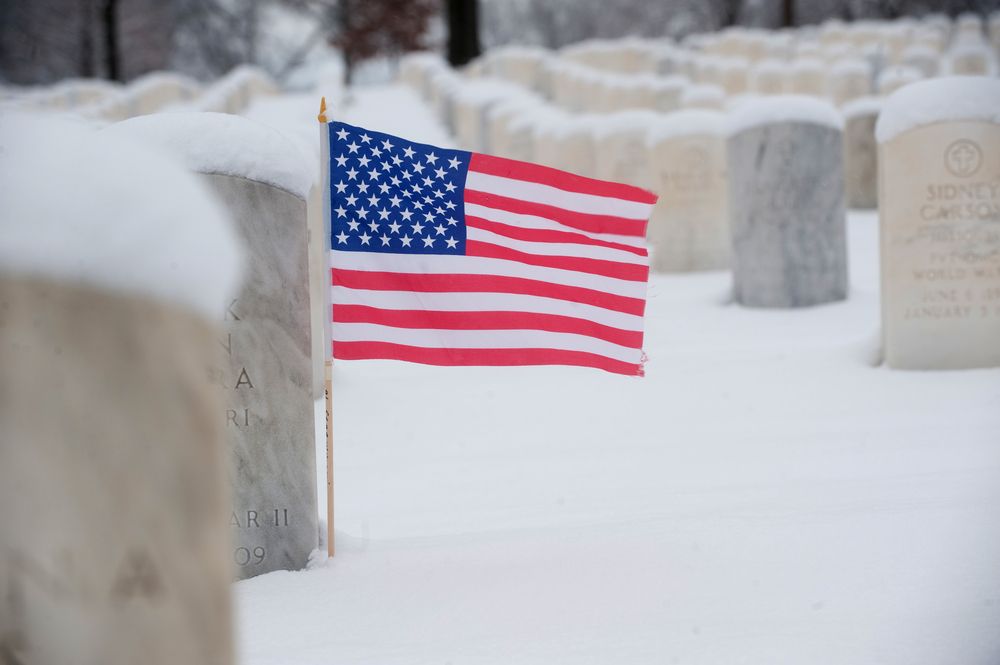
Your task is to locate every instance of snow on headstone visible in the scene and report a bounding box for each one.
[0,114,240,665]
[646,110,730,272]
[108,112,318,578]
[727,96,848,308]
[877,65,923,97]
[876,76,1000,369]
[681,83,725,110]
[485,95,542,158]
[843,96,883,210]
[594,110,659,190]
[453,80,524,152]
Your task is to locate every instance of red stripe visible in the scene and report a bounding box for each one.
[333,341,643,376]
[467,241,649,282]
[464,189,648,238]
[466,216,648,257]
[332,269,646,316]
[469,152,658,205]
[333,304,643,348]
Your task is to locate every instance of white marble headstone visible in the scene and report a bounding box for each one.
[877,77,1000,369]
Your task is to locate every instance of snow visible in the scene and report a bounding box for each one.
[831,58,872,77]
[592,109,661,138]
[680,83,725,106]
[0,112,242,318]
[647,109,726,144]
[233,84,1000,665]
[841,95,884,119]
[106,111,314,199]
[876,76,1000,143]
[727,94,843,135]
[877,65,923,93]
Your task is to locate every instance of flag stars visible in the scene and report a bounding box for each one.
[329,124,465,255]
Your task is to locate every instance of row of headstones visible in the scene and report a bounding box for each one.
[401,57,1000,371]
[0,65,279,121]
[402,56,883,211]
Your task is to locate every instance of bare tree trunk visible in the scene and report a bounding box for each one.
[80,0,95,77]
[781,0,795,27]
[101,0,119,81]
[446,0,480,67]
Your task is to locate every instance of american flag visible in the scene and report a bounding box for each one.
[326,121,656,376]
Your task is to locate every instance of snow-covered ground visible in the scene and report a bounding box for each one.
[237,85,1000,665]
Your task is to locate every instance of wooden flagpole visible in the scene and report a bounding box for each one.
[318,97,335,558]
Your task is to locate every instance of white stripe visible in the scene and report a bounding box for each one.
[331,286,644,331]
[465,202,647,249]
[467,226,647,266]
[465,170,655,221]
[332,322,642,364]
[330,250,648,299]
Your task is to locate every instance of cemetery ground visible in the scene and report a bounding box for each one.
[235,85,1000,665]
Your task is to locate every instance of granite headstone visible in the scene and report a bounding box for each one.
[727,97,848,307]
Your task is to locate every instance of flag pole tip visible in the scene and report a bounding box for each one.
[317,96,328,123]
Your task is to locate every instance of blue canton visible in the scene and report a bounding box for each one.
[328,121,471,255]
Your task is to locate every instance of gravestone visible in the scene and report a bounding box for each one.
[750,59,788,94]
[595,110,659,190]
[829,58,872,106]
[0,115,239,665]
[647,110,730,272]
[109,113,319,578]
[790,58,827,97]
[549,114,600,178]
[843,97,882,209]
[727,96,848,307]
[900,44,940,77]
[876,77,1000,369]
[946,41,997,76]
